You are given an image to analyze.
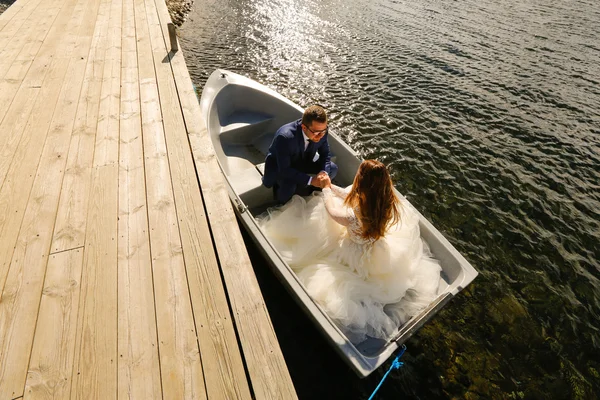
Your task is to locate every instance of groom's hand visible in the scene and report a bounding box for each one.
[311,172,331,188]
[319,171,331,188]
[311,173,328,188]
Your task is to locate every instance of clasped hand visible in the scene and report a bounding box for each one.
[311,171,331,188]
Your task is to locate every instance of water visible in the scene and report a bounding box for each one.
[179,0,600,398]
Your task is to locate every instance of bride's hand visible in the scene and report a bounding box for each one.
[312,171,331,188]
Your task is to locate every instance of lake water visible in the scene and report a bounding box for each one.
[179,0,600,398]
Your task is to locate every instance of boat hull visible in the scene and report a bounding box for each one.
[199,69,478,377]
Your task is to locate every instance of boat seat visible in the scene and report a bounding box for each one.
[229,165,273,209]
[220,112,273,146]
[229,167,262,195]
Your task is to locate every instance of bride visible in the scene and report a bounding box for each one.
[258,160,441,342]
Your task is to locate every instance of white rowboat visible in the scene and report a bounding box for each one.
[199,69,478,377]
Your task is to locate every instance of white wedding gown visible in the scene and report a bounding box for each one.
[258,185,441,343]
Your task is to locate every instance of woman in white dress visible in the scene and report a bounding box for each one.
[259,160,441,343]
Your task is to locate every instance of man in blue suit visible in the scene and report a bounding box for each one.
[262,105,338,204]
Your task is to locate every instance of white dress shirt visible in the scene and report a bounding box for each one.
[302,131,311,150]
[302,131,327,186]
[302,131,313,185]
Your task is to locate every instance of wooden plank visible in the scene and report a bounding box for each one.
[0,0,26,30]
[0,0,39,21]
[144,1,252,398]
[70,164,119,399]
[0,86,39,191]
[69,0,120,396]
[50,0,112,253]
[0,0,43,42]
[1,0,61,66]
[116,0,162,397]
[0,0,86,306]
[23,249,84,400]
[134,0,206,397]
[0,0,69,191]
[93,0,121,167]
[0,0,65,117]
[152,0,297,397]
[0,0,98,289]
[0,0,95,396]
[0,0,43,40]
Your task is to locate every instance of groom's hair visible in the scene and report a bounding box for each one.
[302,105,327,126]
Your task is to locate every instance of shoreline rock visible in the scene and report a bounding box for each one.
[165,0,193,27]
[0,0,16,16]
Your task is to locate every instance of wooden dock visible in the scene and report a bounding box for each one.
[0,0,297,398]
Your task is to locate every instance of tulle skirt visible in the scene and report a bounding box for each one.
[258,192,441,342]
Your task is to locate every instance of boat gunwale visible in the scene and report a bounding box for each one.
[199,69,478,377]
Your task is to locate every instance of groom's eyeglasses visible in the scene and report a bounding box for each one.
[304,125,328,137]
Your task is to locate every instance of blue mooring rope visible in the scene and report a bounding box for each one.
[368,344,407,400]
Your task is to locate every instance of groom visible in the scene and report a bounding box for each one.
[262,105,338,204]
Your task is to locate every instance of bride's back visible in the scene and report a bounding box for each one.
[343,160,401,242]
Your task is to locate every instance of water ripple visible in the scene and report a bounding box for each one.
[181,0,600,397]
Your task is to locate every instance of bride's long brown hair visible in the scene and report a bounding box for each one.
[344,159,401,241]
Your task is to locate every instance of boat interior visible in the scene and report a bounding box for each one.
[202,74,476,360]
[205,83,361,214]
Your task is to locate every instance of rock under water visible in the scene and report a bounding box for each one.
[166,0,193,27]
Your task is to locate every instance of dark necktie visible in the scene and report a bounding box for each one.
[304,141,314,161]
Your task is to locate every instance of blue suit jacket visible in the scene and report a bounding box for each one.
[262,119,332,188]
